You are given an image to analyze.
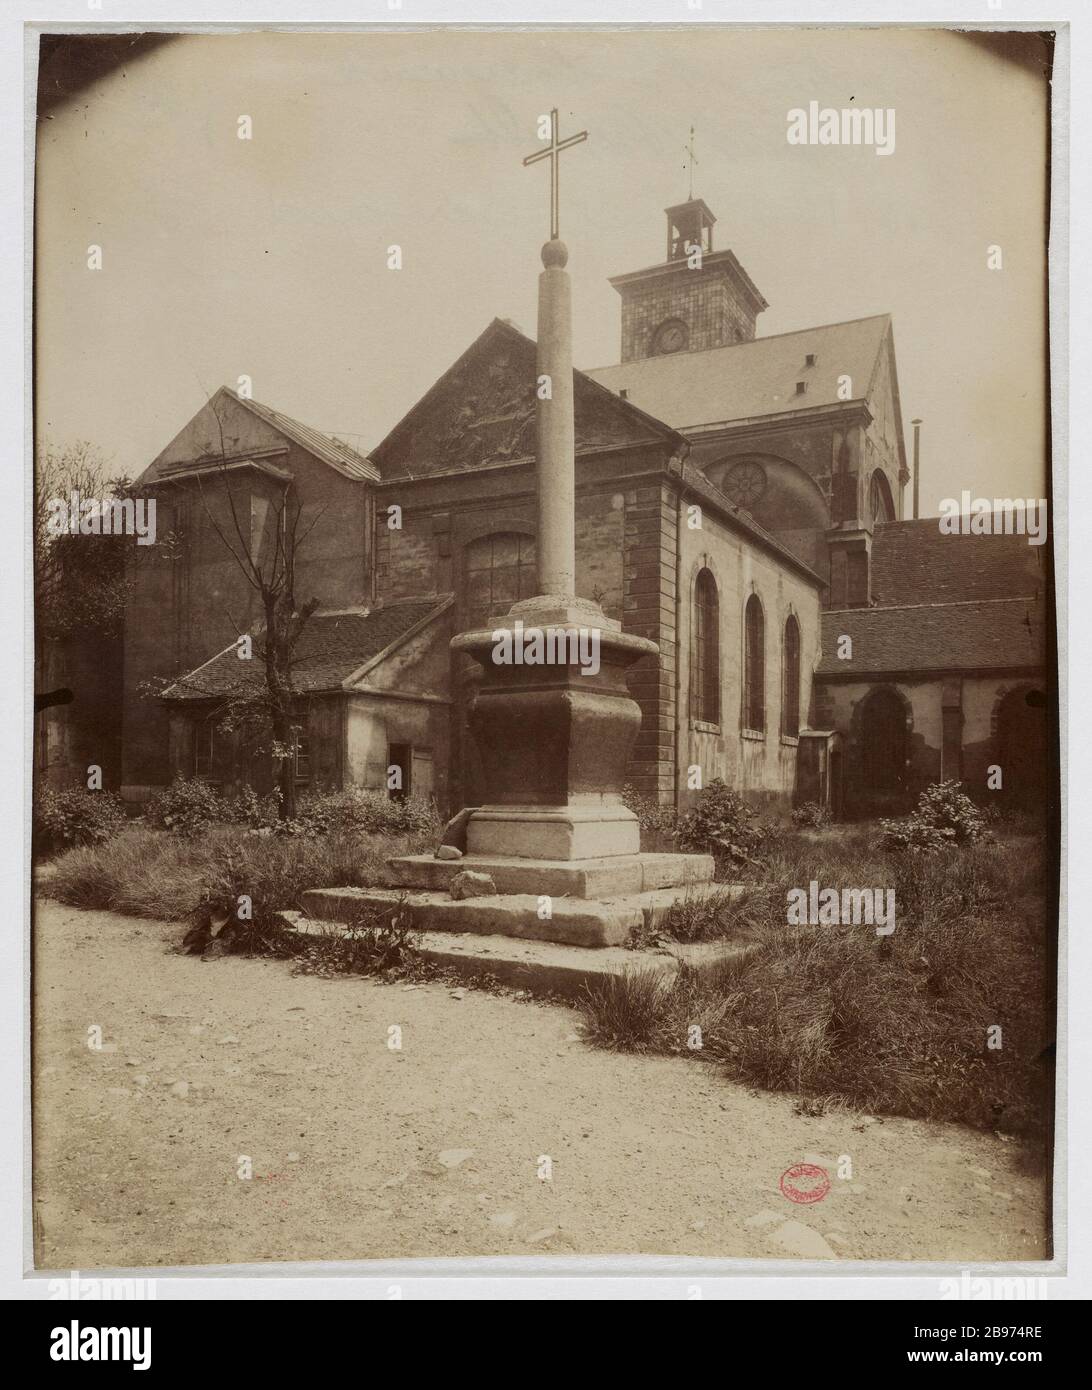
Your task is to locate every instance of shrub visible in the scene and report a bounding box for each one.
[268,788,440,839]
[917,780,988,842]
[223,785,283,831]
[141,781,440,840]
[877,817,953,854]
[34,786,127,853]
[791,801,831,830]
[880,780,987,854]
[675,778,765,869]
[621,784,678,839]
[145,778,226,835]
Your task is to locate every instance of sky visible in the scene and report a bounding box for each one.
[34,27,1051,513]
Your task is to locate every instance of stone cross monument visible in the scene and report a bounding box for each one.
[450,112,662,862]
[309,113,727,979]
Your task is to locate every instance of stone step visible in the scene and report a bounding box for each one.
[387,850,715,899]
[301,881,746,949]
[275,914,755,1001]
[636,882,747,929]
[301,886,638,946]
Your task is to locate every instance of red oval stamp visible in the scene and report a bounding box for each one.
[779,1163,831,1205]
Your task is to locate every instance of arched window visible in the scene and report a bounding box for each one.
[782,614,801,738]
[464,532,536,628]
[743,594,765,733]
[869,469,895,524]
[691,568,720,723]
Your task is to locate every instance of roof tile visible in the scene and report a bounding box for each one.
[817,598,1045,677]
[870,518,1044,606]
[164,598,448,701]
[585,315,891,428]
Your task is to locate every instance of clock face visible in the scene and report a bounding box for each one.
[724,460,767,509]
[652,320,689,355]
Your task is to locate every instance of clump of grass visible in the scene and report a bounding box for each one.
[582,828,1053,1138]
[45,827,222,919]
[654,887,756,943]
[578,967,679,1051]
[42,822,436,924]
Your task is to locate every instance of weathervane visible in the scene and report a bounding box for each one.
[523,108,589,241]
[685,125,698,200]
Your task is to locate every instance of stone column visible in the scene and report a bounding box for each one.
[535,239,576,598]
[449,235,658,860]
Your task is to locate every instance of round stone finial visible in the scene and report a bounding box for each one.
[541,238,569,268]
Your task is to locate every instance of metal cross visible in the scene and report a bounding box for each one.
[685,125,699,200]
[523,108,588,241]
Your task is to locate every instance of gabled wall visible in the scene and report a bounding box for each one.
[122,397,371,799]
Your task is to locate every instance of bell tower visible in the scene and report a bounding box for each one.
[609,198,768,363]
[665,198,715,260]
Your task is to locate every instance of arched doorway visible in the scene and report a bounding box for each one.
[996,686,1047,807]
[858,688,908,796]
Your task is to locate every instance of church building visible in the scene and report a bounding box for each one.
[100,195,1046,818]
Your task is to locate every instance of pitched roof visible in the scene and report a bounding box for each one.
[234,392,378,480]
[870,518,1045,607]
[140,387,378,486]
[369,318,686,481]
[163,597,449,701]
[816,598,1046,677]
[584,315,892,430]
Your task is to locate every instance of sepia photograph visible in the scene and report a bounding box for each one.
[27,18,1060,1289]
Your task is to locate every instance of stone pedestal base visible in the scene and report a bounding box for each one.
[467,804,639,860]
[388,850,715,899]
[450,595,658,864]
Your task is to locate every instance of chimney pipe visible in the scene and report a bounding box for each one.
[911,418,922,520]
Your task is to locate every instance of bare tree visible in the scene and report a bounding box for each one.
[156,406,328,819]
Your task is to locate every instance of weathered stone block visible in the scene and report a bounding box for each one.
[301,886,641,947]
[449,869,497,900]
[439,806,478,852]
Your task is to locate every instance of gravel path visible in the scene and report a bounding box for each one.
[33,900,1048,1268]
